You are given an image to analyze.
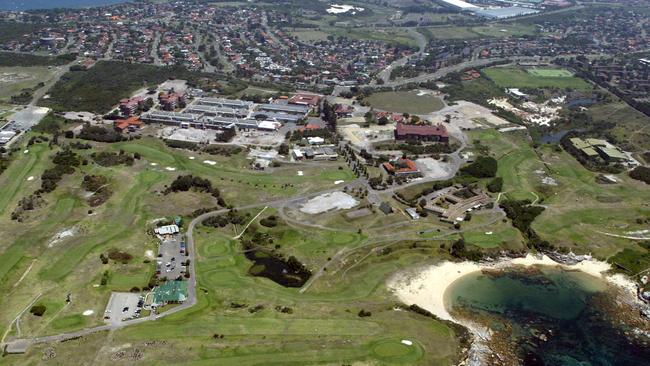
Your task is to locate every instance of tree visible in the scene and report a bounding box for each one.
[30,304,47,316]
[487,177,503,193]
[278,143,289,155]
[629,166,650,184]
[461,156,498,178]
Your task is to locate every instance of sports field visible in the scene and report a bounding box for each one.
[527,68,574,77]
[483,67,592,90]
[365,90,445,115]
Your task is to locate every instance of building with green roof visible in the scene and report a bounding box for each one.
[581,147,599,158]
[598,147,628,162]
[585,138,608,147]
[152,280,188,306]
[569,137,630,164]
[569,138,590,150]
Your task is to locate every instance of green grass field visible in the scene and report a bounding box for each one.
[527,68,574,77]
[324,27,418,47]
[289,29,330,42]
[0,133,466,365]
[467,127,650,258]
[483,67,592,90]
[365,90,445,114]
[418,23,539,41]
[0,66,57,102]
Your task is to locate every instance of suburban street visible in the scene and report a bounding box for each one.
[376,28,427,85]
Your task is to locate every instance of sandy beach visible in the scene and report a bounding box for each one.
[388,253,636,323]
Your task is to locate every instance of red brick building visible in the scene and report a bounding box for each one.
[394,123,449,142]
[159,92,186,111]
[119,96,145,116]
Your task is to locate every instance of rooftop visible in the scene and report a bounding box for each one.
[383,158,419,174]
[152,280,188,305]
[395,123,448,138]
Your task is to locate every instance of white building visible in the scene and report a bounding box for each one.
[0,130,17,145]
[436,0,479,10]
[307,136,325,145]
[154,224,180,235]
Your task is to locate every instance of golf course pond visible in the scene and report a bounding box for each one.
[245,249,311,288]
[444,266,650,365]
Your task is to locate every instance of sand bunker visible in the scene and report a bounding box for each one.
[203,160,216,166]
[83,310,94,316]
[48,227,78,247]
[299,191,359,214]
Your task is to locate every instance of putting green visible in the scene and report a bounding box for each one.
[372,338,423,363]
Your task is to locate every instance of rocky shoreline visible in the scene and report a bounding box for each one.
[387,253,649,366]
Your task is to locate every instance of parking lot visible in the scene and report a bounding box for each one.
[156,235,186,280]
[6,106,50,131]
[104,292,144,325]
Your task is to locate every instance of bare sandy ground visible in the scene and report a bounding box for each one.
[299,191,359,214]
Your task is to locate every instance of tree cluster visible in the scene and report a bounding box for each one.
[322,100,337,131]
[91,151,135,167]
[449,238,483,261]
[165,175,224,204]
[202,209,246,227]
[629,166,650,184]
[486,177,503,193]
[40,149,80,193]
[78,126,125,143]
[460,156,498,178]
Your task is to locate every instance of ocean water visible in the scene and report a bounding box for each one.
[0,0,129,11]
[445,267,650,365]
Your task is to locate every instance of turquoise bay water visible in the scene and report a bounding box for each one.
[445,266,650,366]
[1,0,128,11]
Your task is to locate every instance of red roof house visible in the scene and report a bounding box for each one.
[288,93,321,107]
[383,158,420,176]
[114,116,143,133]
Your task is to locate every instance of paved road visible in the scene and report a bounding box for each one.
[28,60,77,106]
[373,57,509,89]
[151,32,161,66]
[376,28,427,84]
